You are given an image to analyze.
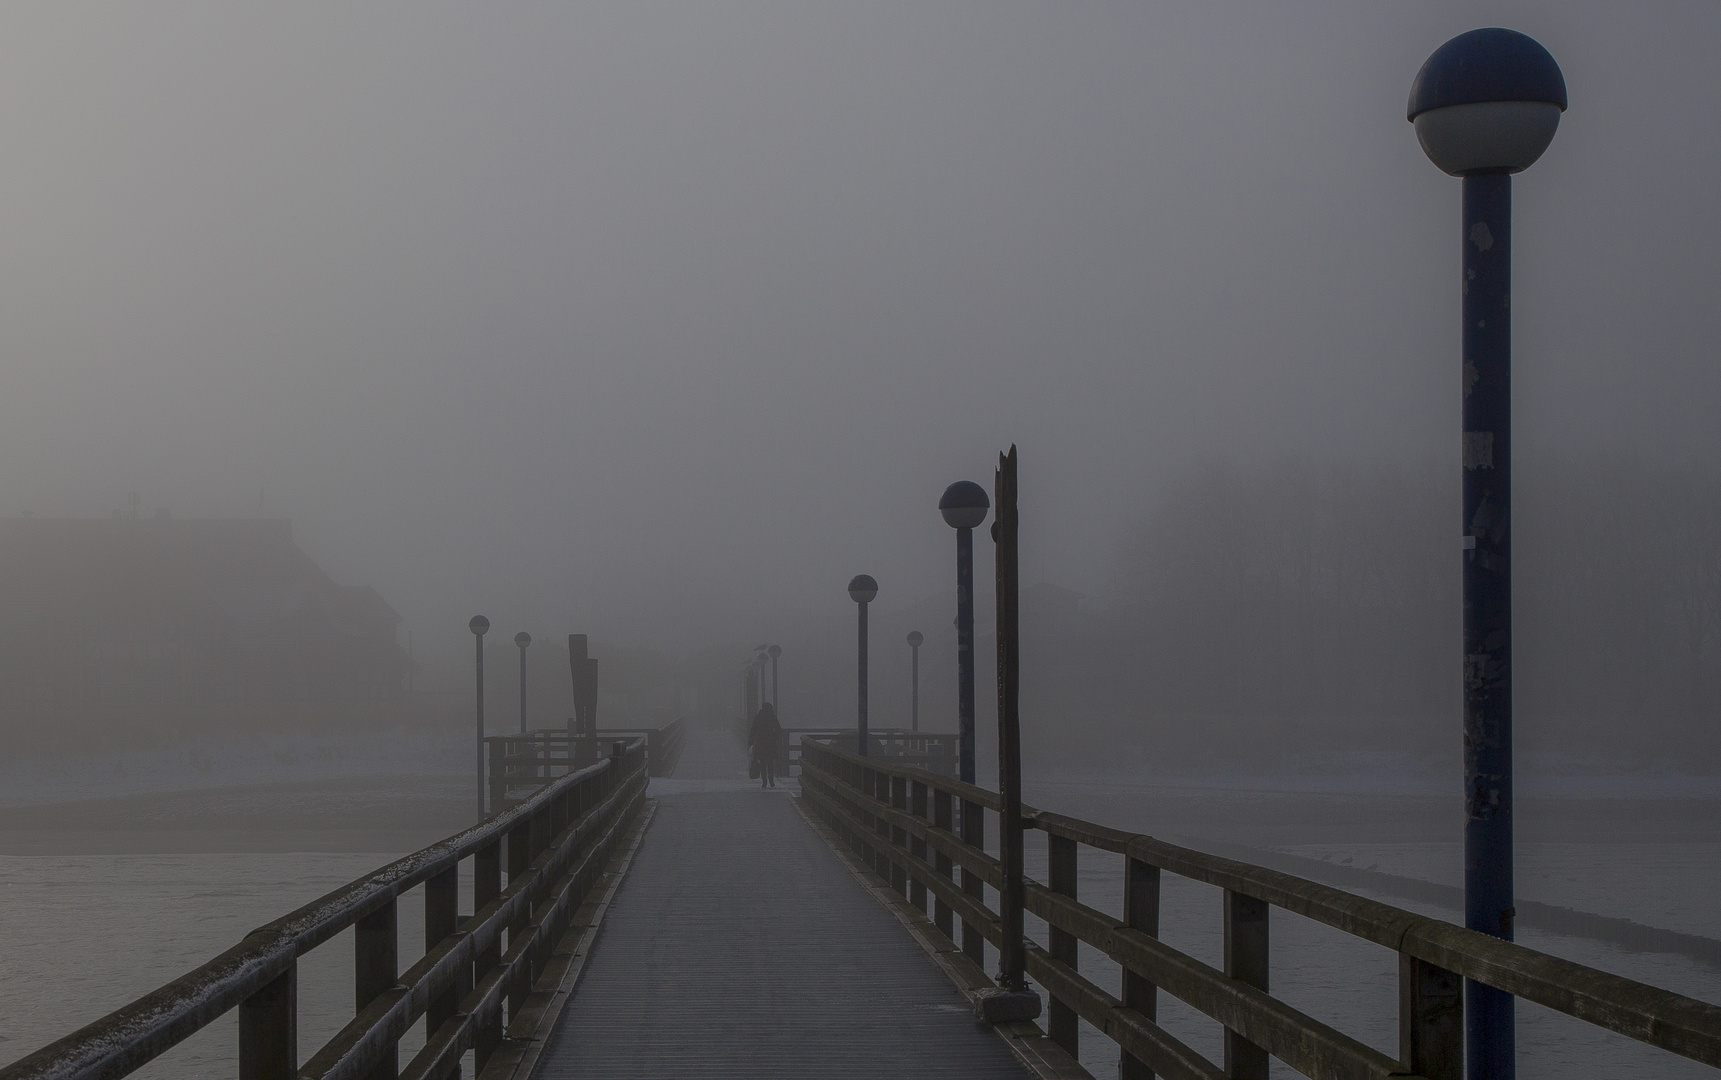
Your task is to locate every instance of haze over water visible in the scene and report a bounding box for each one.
[0,3,1719,1078]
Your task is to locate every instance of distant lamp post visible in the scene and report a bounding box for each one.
[906,631,924,732]
[514,632,531,734]
[1409,27,1566,1080]
[848,575,878,756]
[469,615,490,817]
[767,644,782,717]
[940,480,990,784]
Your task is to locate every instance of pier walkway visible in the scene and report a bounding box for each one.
[6,718,1721,1080]
[532,728,1030,1078]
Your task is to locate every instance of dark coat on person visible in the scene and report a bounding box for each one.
[748,706,782,761]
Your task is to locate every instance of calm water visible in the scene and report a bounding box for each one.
[2,830,1718,1077]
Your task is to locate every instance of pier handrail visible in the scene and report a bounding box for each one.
[2,738,650,1080]
[798,737,1721,1080]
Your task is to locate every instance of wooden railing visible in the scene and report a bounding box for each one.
[797,737,1721,1080]
[486,718,684,808]
[1,738,650,1080]
[782,727,955,777]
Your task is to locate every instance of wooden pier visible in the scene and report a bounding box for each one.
[4,721,1721,1080]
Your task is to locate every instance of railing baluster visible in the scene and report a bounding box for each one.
[910,780,929,914]
[424,866,462,1076]
[1121,856,1161,1080]
[473,840,502,1070]
[960,798,985,967]
[506,821,532,1020]
[355,897,399,1080]
[932,789,955,941]
[1223,890,1270,1080]
[238,963,296,1080]
[1048,833,1079,1056]
[890,775,910,897]
[1400,954,1463,1080]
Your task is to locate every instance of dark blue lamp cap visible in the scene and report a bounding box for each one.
[469,615,490,635]
[938,480,990,511]
[847,574,878,602]
[1408,28,1567,122]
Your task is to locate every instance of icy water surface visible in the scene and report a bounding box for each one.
[0,851,483,1079]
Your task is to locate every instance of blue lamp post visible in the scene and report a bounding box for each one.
[514,632,531,734]
[1409,28,1566,1080]
[939,481,990,784]
[469,615,490,817]
[906,630,923,732]
[848,575,878,756]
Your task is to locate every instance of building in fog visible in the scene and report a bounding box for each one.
[0,516,412,707]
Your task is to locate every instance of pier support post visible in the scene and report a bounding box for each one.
[1400,955,1463,1080]
[355,898,399,1080]
[239,964,296,1080]
[1223,891,1270,1080]
[933,789,955,942]
[473,840,502,1070]
[1121,856,1161,1080]
[910,780,930,915]
[1048,833,1079,1056]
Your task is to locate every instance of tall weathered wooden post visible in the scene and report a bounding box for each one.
[569,634,599,766]
[976,445,1040,1024]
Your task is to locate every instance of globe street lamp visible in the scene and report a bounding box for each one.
[469,615,490,817]
[1409,28,1565,1080]
[767,644,782,718]
[940,480,989,784]
[514,632,532,734]
[906,631,923,732]
[848,575,878,756]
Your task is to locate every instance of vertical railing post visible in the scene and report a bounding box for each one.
[910,780,929,914]
[890,774,909,897]
[239,963,296,1080]
[473,840,502,1070]
[1400,955,1463,1080]
[933,789,955,942]
[1048,833,1078,1056]
[960,798,985,967]
[1223,891,1270,1080]
[487,740,504,814]
[424,866,462,1070]
[506,822,532,1020]
[1121,855,1161,1080]
[355,898,399,1080]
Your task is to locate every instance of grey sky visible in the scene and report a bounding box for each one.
[0,3,1715,674]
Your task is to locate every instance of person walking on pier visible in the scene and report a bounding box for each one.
[749,703,782,788]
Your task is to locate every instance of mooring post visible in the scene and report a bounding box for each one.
[1048,832,1079,1056]
[976,445,1040,1024]
[1121,855,1161,1080]
[355,898,399,1080]
[1224,890,1270,1080]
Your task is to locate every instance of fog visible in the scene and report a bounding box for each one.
[0,3,1718,772]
